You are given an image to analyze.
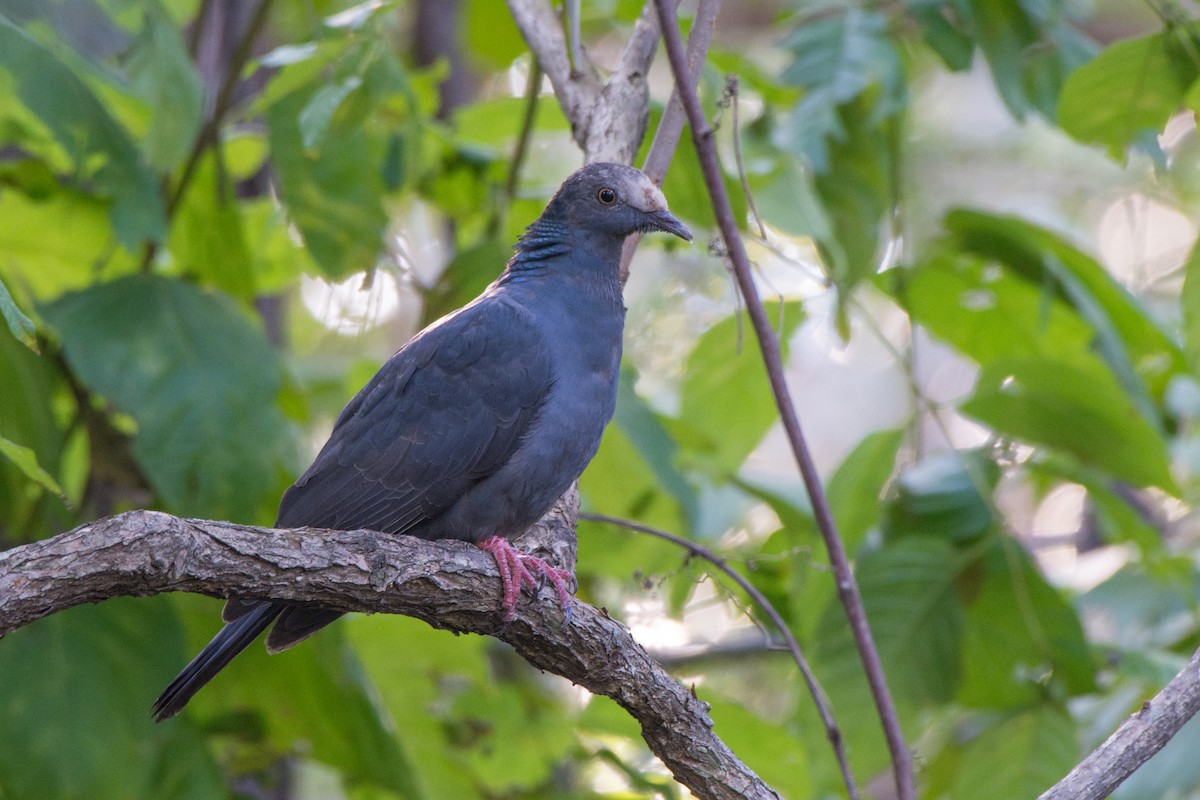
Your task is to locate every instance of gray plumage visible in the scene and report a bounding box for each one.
[152,162,690,721]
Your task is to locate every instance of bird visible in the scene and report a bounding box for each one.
[152,162,691,721]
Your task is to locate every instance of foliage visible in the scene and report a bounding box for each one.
[1,0,1200,799]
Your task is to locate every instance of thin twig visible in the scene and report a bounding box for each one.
[725,76,766,239]
[581,511,860,800]
[652,2,916,799]
[168,0,273,218]
[564,0,583,74]
[506,59,543,203]
[641,0,717,183]
[487,58,544,238]
[139,0,274,271]
[506,0,598,147]
[619,0,719,282]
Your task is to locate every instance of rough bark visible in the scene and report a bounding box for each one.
[0,506,780,800]
[1038,646,1200,800]
[505,0,663,164]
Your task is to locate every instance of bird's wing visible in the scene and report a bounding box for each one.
[275,297,552,536]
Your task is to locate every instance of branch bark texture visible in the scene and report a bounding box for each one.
[1038,646,1200,800]
[505,0,661,164]
[0,509,780,800]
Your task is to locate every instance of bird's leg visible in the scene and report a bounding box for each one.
[477,535,574,622]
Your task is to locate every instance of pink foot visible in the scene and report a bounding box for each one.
[477,536,574,622]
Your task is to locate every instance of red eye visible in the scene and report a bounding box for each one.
[597,187,617,205]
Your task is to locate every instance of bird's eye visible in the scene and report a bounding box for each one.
[597,187,617,205]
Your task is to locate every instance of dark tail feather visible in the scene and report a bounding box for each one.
[152,602,284,721]
[266,606,344,654]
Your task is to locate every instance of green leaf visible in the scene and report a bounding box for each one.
[298,75,364,150]
[884,249,1091,366]
[1059,29,1198,158]
[772,8,902,297]
[1078,565,1196,650]
[0,276,37,351]
[745,146,834,242]
[346,613,487,798]
[705,694,811,798]
[168,152,255,299]
[0,332,73,534]
[0,599,224,800]
[966,0,1040,119]
[820,536,963,705]
[163,596,422,798]
[910,1,974,71]
[125,1,204,170]
[826,427,905,554]
[222,130,268,180]
[579,423,690,581]
[422,238,509,324]
[945,211,1187,404]
[949,706,1078,800]
[453,95,570,150]
[267,85,389,277]
[263,37,418,278]
[963,357,1176,492]
[677,301,804,476]
[0,15,165,247]
[885,449,999,545]
[449,680,576,793]
[613,366,700,528]
[813,536,963,773]
[1026,22,1097,119]
[239,197,320,294]
[778,7,905,171]
[957,540,1095,709]
[0,189,127,300]
[42,275,294,521]
[464,0,527,67]
[1183,234,1200,376]
[0,434,64,499]
[708,49,804,107]
[812,96,897,297]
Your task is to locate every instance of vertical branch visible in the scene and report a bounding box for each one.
[640,0,718,183]
[652,2,917,799]
[506,0,598,146]
[619,0,719,283]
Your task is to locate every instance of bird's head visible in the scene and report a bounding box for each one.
[545,162,692,244]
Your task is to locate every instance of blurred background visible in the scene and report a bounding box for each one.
[1,0,1199,798]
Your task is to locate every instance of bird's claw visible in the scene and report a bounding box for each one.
[478,535,575,624]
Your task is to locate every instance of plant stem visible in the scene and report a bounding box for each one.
[652,2,916,798]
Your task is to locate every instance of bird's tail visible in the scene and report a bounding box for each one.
[152,602,284,721]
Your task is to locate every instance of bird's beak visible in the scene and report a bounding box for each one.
[645,209,692,242]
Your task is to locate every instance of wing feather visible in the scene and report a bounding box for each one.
[275,299,550,538]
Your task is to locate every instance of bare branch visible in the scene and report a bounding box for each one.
[0,508,780,800]
[1039,647,1200,800]
[620,0,720,282]
[641,0,718,184]
[505,0,599,151]
[506,0,665,164]
[652,2,916,799]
